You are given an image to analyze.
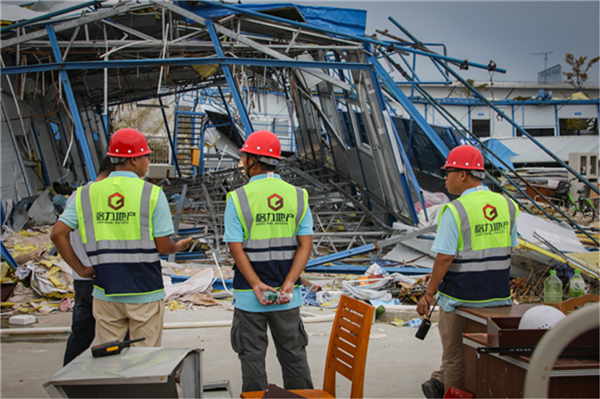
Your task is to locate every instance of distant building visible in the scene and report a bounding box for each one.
[396,81,599,166]
[538,64,562,85]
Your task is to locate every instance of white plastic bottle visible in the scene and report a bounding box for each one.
[569,269,586,298]
[543,270,563,306]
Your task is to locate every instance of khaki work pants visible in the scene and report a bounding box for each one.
[92,298,165,347]
[431,308,465,392]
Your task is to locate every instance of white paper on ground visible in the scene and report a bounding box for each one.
[163,268,214,300]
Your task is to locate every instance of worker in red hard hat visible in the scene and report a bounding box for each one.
[417,145,519,398]
[52,128,192,349]
[224,130,314,392]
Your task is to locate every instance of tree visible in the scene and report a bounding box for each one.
[455,79,488,98]
[563,53,599,90]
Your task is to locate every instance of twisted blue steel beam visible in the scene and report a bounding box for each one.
[387,17,599,195]
[0,57,372,75]
[195,0,504,73]
[47,25,96,180]
[204,19,253,137]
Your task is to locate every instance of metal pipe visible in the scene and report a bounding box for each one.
[383,24,600,245]
[0,103,32,197]
[408,62,599,245]
[196,0,505,73]
[0,0,104,34]
[47,25,97,180]
[205,19,253,137]
[0,314,336,335]
[387,17,598,195]
[159,97,181,177]
[0,57,374,76]
[1,3,133,49]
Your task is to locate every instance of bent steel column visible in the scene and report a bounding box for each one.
[388,17,598,195]
[47,25,97,180]
[204,19,254,138]
[370,55,450,159]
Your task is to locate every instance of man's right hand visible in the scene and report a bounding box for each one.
[417,291,435,317]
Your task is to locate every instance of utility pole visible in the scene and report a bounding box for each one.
[532,51,553,84]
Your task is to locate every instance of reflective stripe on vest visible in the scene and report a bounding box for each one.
[77,179,162,296]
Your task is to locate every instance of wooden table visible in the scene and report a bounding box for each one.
[456,304,537,333]
[456,305,599,398]
[463,333,599,398]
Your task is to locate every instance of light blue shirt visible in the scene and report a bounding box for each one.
[223,173,312,312]
[432,186,518,312]
[58,171,173,303]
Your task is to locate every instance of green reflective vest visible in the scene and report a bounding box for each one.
[76,176,164,296]
[438,189,518,302]
[227,176,308,291]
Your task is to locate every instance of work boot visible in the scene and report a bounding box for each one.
[421,378,444,399]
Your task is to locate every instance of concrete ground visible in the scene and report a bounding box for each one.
[1,303,441,399]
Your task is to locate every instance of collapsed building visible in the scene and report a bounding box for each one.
[1,1,598,290]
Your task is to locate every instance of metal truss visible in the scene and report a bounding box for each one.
[159,160,396,261]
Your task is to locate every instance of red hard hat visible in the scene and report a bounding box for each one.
[442,145,484,171]
[107,128,152,157]
[240,130,281,159]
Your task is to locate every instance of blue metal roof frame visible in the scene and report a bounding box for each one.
[173,1,367,38]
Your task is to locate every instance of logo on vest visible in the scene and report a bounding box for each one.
[98,193,135,225]
[255,194,293,226]
[483,204,497,221]
[267,194,283,211]
[475,204,508,236]
[108,192,124,210]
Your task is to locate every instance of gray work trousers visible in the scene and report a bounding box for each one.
[230,307,313,392]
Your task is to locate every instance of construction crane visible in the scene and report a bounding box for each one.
[532,51,553,83]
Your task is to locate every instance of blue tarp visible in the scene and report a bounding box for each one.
[174,1,367,37]
[481,138,518,170]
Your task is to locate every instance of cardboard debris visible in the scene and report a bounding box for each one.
[178,292,218,307]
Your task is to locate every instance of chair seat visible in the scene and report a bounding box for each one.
[241,389,335,398]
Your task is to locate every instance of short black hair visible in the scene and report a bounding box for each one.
[98,155,116,175]
[246,153,277,171]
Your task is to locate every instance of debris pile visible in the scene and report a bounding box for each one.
[1,227,74,317]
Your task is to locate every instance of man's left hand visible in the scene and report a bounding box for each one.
[80,266,95,279]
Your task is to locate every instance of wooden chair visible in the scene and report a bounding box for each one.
[241,295,375,399]
[557,294,599,315]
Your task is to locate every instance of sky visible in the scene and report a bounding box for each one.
[248,0,600,85]
[3,0,598,85]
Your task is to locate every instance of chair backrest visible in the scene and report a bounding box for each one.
[555,180,569,196]
[322,295,375,399]
[557,294,600,315]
